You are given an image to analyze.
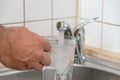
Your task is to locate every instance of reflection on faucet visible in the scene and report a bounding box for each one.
[56,17,98,64]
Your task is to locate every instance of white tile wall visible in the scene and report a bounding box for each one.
[85,22,102,48]
[80,0,102,21]
[53,0,76,18]
[102,24,120,53]
[103,0,120,25]
[0,0,23,24]
[79,0,102,48]
[0,0,120,53]
[25,21,51,36]
[25,0,51,21]
[53,18,76,36]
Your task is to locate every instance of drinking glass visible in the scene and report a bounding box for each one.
[43,36,76,80]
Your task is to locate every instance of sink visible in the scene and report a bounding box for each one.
[0,70,42,80]
[0,65,120,80]
[0,55,120,80]
[73,66,120,80]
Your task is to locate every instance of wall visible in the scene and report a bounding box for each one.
[0,0,76,36]
[0,0,120,54]
[79,0,120,53]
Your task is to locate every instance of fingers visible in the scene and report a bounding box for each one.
[30,32,51,52]
[43,40,51,52]
[38,36,51,52]
[26,50,51,70]
[27,61,43,70]
[38,51,51,65]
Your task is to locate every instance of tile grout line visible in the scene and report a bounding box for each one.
[96,21,120,27]
[1,17,75,25]
[100,0,104,49]
[51,0,54,36]
[2,17,120,27]
[23,0,26,27]
[75,0,79,25]
[80,17,120,27]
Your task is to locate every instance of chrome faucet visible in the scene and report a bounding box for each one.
[56,17,98,64]
[56,21,73,39]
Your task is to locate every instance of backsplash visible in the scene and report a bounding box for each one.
[0,0,120,53]
[80,0,120,53]
[0,0,76,36]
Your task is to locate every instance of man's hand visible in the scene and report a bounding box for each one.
[0,27,51,70]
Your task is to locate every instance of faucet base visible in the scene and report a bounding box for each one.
[74,55,86,64]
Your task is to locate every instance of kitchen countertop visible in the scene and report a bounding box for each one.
[85,46,120,64]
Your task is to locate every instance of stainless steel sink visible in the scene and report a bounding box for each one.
[0,70,42,80]
[73,66,120,80]
[0,55,120,80]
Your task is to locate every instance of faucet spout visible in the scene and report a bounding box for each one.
[56,17,98,64]
[56,21,73,39]
[74,17,98,37]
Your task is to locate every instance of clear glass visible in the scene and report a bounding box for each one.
[43,36,76,80]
